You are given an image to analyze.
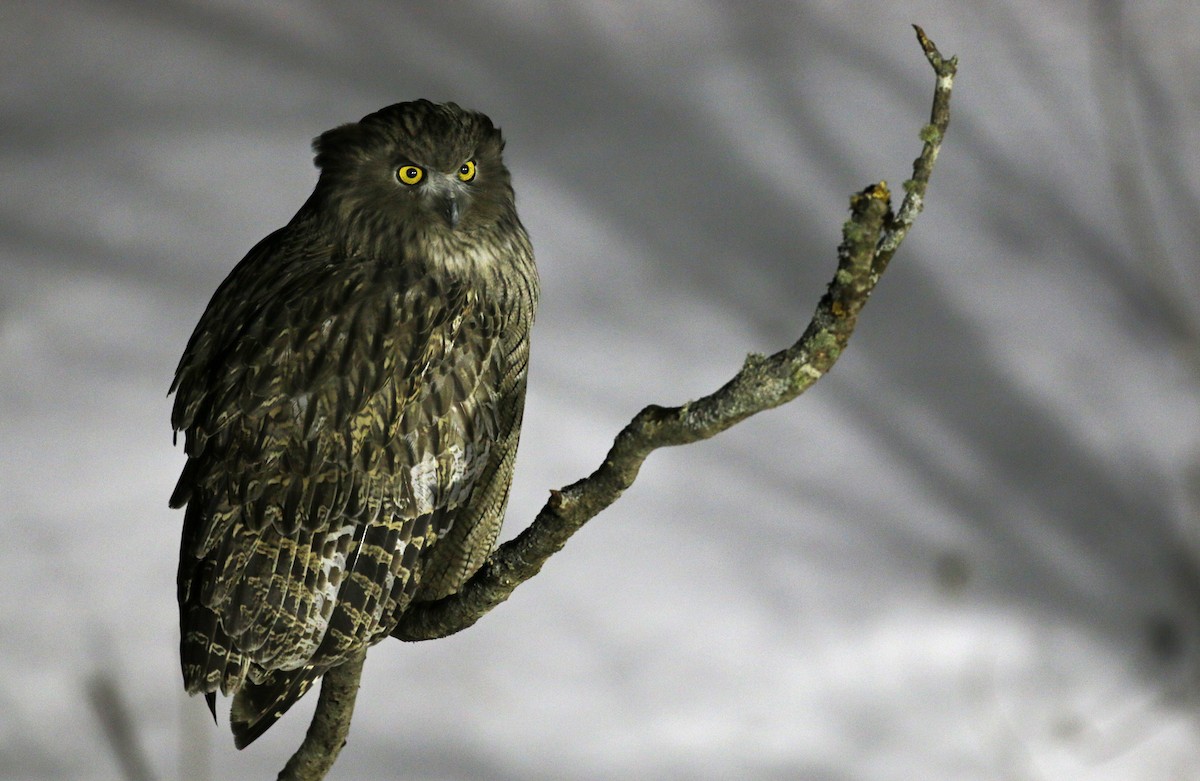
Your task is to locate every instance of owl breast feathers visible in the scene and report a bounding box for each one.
[169,100,537,748]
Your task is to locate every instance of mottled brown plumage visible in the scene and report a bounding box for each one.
[169,100,537,747]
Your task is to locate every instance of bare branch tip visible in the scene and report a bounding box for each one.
[911,24,957,76]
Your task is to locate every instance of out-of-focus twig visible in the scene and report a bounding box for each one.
[87,672,158,781]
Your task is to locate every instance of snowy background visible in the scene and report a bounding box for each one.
[4,2,1200,779]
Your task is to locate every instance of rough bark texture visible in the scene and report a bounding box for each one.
[276,647,365,781]
[279,25,957,781]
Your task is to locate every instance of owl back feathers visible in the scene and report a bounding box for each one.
[171,101,537,747]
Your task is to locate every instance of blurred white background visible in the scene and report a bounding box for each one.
[3,2,1200,779]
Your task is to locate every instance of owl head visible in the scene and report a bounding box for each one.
[307,100,517,253]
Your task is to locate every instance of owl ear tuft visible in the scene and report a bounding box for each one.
[312,123,366,172]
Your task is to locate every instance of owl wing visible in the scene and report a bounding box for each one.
[171,225,516,741]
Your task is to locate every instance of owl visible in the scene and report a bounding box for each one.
[169,100,538,748]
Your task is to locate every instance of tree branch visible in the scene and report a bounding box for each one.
[276,648,365,781]
[281,25,957,780]
[393,25,957,643]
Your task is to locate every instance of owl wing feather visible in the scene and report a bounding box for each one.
[171,220,519,744]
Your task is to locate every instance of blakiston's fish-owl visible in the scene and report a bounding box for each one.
[169,100,538,748]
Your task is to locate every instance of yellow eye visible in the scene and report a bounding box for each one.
[457,160,476,182]
[397,165,424,185]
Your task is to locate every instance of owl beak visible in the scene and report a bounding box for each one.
[438,193,461,229]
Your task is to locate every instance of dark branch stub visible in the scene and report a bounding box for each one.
[280,26,958,781]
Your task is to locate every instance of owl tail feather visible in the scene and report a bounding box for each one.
[230,664,323,749]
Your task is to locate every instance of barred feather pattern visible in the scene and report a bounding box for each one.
[170,100,537,748]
